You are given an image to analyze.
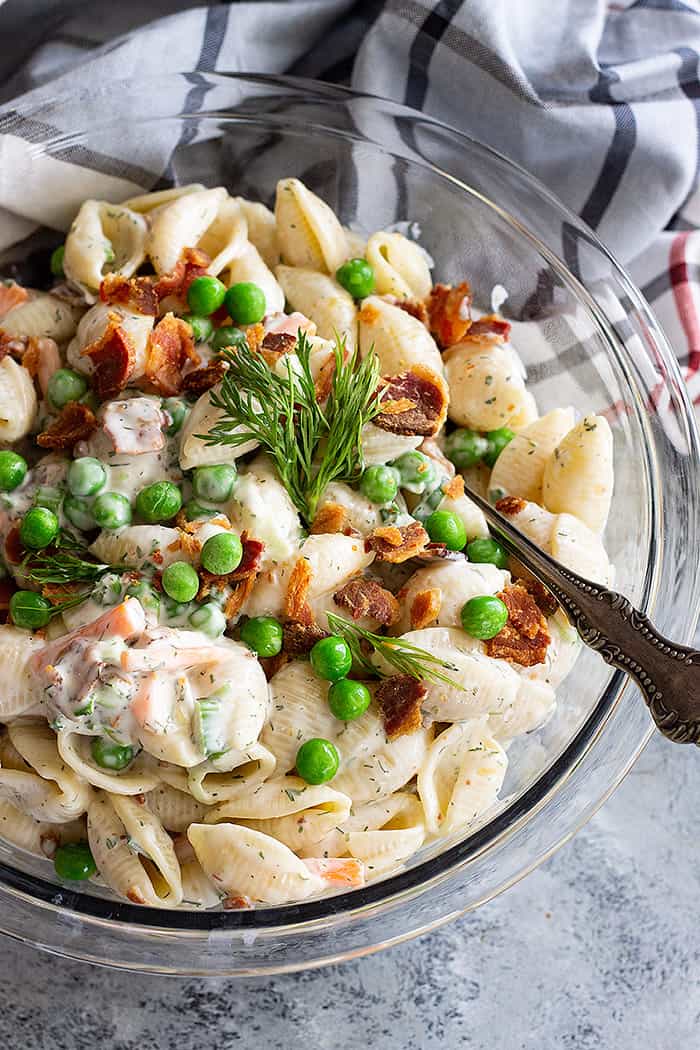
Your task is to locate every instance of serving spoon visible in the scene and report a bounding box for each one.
[461,483,700,745]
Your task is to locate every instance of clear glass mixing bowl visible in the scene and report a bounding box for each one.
[0,74,698,975]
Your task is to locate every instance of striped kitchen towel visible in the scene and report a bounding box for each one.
[0,0,699,401]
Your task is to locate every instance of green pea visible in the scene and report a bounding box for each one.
[186,275,226,316]
[200,532,243,576]
[47,368,88,410]
[50,244,65,278]
[92,491,132,530]
[328,679,371,721]
[63,494,96,532]
[91,737,134,771]
[161,561,200,603]
[224,282,266,326]
[9,590,52,629]
[466,537,508,569]
[162,397,188,436]
[310,636,352,682]
[444,428,489,469]
[360,464,399,505]
[211,325,247,353]
[181,314,213,344]
[240,616,283,658]
[425,510,467,551]
[188,602,227,638]
[135,481,182,524]
[0,450,27,492]
[460,594,508,640]
[54,842,97,881]
[483,428,515,469]
[390,450,437,494]
[125,580,161,616]
[336,258,375,299]
[295,738,340,785]
[183,499,217,521]
[20,506,58,549]
[67,457,107,497]
[192,464,237,503]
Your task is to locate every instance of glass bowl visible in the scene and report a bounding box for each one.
[0,74,698,975]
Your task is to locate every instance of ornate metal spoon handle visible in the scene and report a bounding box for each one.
[463,485,700,744]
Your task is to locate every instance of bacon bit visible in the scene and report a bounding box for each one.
[4,525,23,565]
[83,314,135,399]
[333,578,399,626]
[468,314,511,339]
[410,588,442,630]
[37,401,97,450]
[495,495,527,517]
[365,522,429,563]
[415,543,465,562]
[442,474,464,500]
[143,313,199,396]
[517,576,559,617]
[375,364,448,437]
[314,350,340,403]
[427,282,472,348]
[0,332,26,360]
[285,557,314,625]
[20,339,40,378]
[486,584,550,667]
[233,534,265,579]
[262,331,296,356]
[224,573,258,621]
[173,529,201,562]
[223,894,255,911]
[41,581,86,606]
[282,619,328,656]
[386,297,429,325]
[152,247,211,301]
[375,674,426,739]
[180,359,228,397]
[0,282,28,319]
[126,886,148,905]
[100,273,159,316]
[242,322,265,355]
[309,502,350,536]
[259,651,292,680]
[358,301,380,325]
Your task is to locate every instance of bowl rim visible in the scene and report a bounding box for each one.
[1,71,698,947]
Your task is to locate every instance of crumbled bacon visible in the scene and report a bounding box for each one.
[386,297,429,325]
[409,588,442,630]
[152,247,211,301]
[224,573,258,621]
[4,525,23,565]
[282,619,328,656]
[427,282,472,348]
[36,401,97,449]
[285,558,314,625]
[242,322,265,355]
[0,332,26,360]
[143,313,199,396]
[0,282,28,319]
[83,314,135,399]
[196,534,264,600]
[374,364,448,437]
[365,522,429,563]
[485,583,550,667]
[517,576,559,617]
[442,474,464,500]
[314,350,340,403]
[180,359,228,397]
[333,578,399,626]
[100,273,159,316]
[259,652,292,681]
[468,314,511,340]
[262,331,296,356]
[375,674,426,739]
[222,895,254,911]
[495,495,527,517]
[415,543,465,562]
[310,502,350,536]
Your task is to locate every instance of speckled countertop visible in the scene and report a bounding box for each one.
[0,731,696,1049]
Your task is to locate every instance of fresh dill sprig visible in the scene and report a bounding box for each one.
[203,331,382,524]
[326,613,466,690]
[21,531,118,588]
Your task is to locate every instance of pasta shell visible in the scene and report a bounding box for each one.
[0,356,37,442]
[63,200,148,294]
[89,525,184,570]
[358,296,443,375]
[122,184,206,213]
[509,389,539,429]
[360,422,422,467]
[146,187,228,274]
[444,339,530,430]
[196,196,248,275]
[550,512,613,586]
[111,794,182,905]
[179,857,222,909]
[144,784,210,833]
[542,415,614,531]
[186,743,276,805]
[318,481,383,537]
[275,178,349,273]
[179,382,259,470]
[487,676,556,741]
[417,720,507,837]
[0,800,84,858]
[57,730,161,795]
[393,560,508,635]
[222,243,285,314]
[233,197,280,268]
[0,721,93,822]
[226,453,303,569]
[496,498,557,549]
[0,627,44,719]
[342,794,425,879]
[365,231,432,300]
[275,266,356,347]
[0,292,83,343]
[489,407,576,504]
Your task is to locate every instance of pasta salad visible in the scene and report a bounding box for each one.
[0,178,614,909]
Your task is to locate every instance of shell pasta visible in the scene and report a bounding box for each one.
[0,177,613,909]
